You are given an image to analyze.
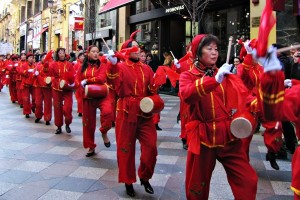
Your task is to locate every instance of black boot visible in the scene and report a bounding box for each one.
[140,179,154,194]
[125,184,135,197]
[155,124,162,131]
[66,125,71,133]
[78,113,82,117]
[25,114,30,118]
[182,139,188,150]
[55,127,62,134]
[35,118,41,123]
[266,152,279,170]
[177,112,180,124]
[45,121,50,125]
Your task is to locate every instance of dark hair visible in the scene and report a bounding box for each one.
[81,45,100,73]
[78,45,83,50]
[70,52,76,58]
[77,52,85,59]
[54,48,66,61]
[196,34,219,57]
[146,53,153,60]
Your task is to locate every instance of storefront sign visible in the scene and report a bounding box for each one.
[251,17,260,27]
[165,5,185,13]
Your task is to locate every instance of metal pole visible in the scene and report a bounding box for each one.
[49,14,52,50]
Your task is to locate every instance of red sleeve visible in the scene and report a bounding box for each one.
[179,71,219,104]
[260,71,300,122]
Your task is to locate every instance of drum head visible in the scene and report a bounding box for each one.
[230,117,252,138]
[59,80,66,88]
[140,97,154,113]
[45,77,51,84]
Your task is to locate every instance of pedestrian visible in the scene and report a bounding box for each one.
[50,48,76,134]
[33,53,53,125]
[231,57,240,74]
[74,52,85,117]
[0,54,5,92]
[20,53,36,118]
[75,45,113,157]
[140,50,162,131]
[69,52,76,63]
[5,54,18,104]
[106,30,158,197]
[257,45,300,200]
[16,53,27,107]
[237,40,283,170]
[179,34,258,200]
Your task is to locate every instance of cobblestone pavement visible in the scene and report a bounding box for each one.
[0,87,294,199]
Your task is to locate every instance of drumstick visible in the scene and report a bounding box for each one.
[170,51,176,60]
[101,37,110,51]
[276,44,300,53]
[275,121,279,129]
[226,36,233,64]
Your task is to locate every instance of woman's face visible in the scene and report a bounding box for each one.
[58,50,65,60]
[79,55,85,62]
[129,41,140,60]
[21,54,26,60]
[140,52,146,63]
[146,55,152,61]
[199,42,218,66]
[234,58,240,66]
[88,47,99,60]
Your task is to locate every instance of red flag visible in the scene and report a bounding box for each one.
[178,51,193,64]
[256,0,276,57]
[154,66,180,87]
[44,50,54,63]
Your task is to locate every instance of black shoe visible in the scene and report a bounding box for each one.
[125,184,135,197]
[255,122,261,133]
[31,108,35,113]
[155,124,162,131]
[35,118,41,123]
[55,127,62,134]
[78,113,82,117]
[12,101,15,103]
[66,125,71,133]
[177,112,180,123]
[104,141,111,148]
[85,148,95,157]
[112,121,115,127]
[266,152,280,170]
[182,139,188,150]
[20,105,23,108]
[140,179,154,194]
[45,121,50,125]
[25,114,30,118]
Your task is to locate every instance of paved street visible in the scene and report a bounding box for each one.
[0,86,294,200]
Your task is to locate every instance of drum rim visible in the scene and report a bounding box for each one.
[59,79,66,88]
[45,77,52,84]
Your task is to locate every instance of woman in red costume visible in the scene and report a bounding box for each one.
[75,45,112,157]
[20,53,36,118]
[179,34,257,200]
[6,55,18,104]
[34,53,53,125]
[74,52,85,117]
[16,53,27,108]
[0,54,6,92]
[257,46,300,200]
[106,30,159,197]
[50,48,76,134]
[237,40,283,170]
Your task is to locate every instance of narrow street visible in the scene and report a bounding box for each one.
[0,87,294,199]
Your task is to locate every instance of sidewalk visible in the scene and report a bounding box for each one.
[0,87,294,199]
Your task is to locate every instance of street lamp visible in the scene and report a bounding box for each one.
[79,1,84,12]
[48,0,57,14]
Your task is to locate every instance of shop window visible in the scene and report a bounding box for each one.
[135,0,156,14]
[135,20,159,54]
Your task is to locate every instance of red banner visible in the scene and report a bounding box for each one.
[74,17,84,30]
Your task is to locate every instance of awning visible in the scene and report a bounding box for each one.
[32,27,48,41]
[99,0,137,14]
